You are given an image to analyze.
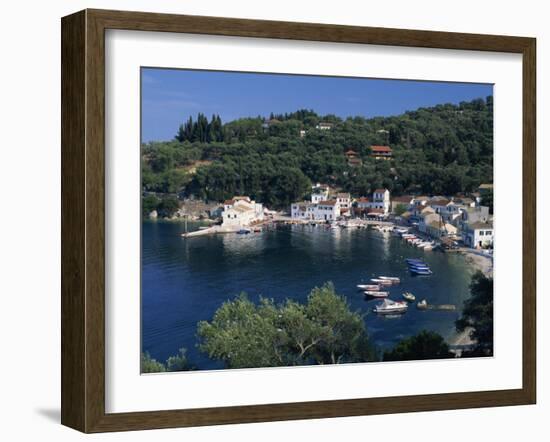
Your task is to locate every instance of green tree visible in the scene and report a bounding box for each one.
[142,194,159,217]
[383,330,453,361]
[456,271,494,356]
[197,283,374,369]
[141,352,166,373]
[166,348,193,371]
[393,203,408,216]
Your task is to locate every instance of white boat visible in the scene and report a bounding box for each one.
[357,284,380,290]
[364,291,389,297]
[370,279,393,285]
[378,276,400,283]
[373,299,408,314]
[402,292,416,302]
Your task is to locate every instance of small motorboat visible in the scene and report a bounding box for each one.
[370,278,393,285]
[410,268,433,275]
[378,276,400,283]
[373,299,408,314]
[236,229,251,235]
[357,284,380,290]
[364,291,390,298]
[402,292,416,302]
[417,299,428,309]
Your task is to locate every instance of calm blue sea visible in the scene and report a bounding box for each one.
[142,222,475,370]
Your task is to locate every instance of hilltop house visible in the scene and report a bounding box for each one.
[463,221,494,248]
[222,196,264,228]
[370,145,393,160]
[315,122,333,130]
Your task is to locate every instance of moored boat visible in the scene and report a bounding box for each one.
[364,291,390,298]
[402,292,416,302]
[370,278,393,285]
[378,276,400,283]
[409,267,433,275]
[357,284,380,290]
[373,299,408,314]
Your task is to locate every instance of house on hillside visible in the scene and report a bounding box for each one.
[222,196,264,228]
[370,145,393,160]
[460,206,490,230]
[315,122,334,130]
[311,183,330,204]
[345,149,362,167]
[262,118,280,130]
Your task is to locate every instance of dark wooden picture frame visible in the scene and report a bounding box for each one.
[61,8,536,433]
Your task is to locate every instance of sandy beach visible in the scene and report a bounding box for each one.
[462,250,493,276]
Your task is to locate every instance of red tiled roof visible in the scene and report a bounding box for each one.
[392,195,413,203]
[345,149,358,155]
[318,200,337,206]
[373,188,387,194]
[224,199,235,205]
[357,197,370,203]
[370,145,392,152]
[367,208,384,214]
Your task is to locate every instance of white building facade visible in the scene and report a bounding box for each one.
[222,196,264,228]
[463,222,494,248]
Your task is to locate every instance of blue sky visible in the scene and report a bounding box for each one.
[141,68,493,142]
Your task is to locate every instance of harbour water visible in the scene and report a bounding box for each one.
[142,221,477,370]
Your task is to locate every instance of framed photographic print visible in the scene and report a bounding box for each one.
[61,9,536,433]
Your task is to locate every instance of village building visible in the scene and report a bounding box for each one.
[315,122,333,130]
[460,206,490,230]
[370,145,393,160]
[221,196,264,228]
[299,129,307,138]
[335,192,352,209]
[311,184,330,204]
[291,199,341,221]
[344,149,362,167]
[391,195,415,213]
[354,189,391,216]
[262,118,280,130]
[463,221,494,248]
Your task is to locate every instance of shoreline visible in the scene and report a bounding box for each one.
[461,249,493,277]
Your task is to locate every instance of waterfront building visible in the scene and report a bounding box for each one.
[222,196,264,228]
[291,199,340,221]
[335,192,352,209]
[355,189,391,215]
[463,221,494,248]
[370,145,393,160]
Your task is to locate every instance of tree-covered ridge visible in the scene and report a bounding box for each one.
[142,97,493,208]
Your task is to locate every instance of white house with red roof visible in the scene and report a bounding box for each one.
[222,196,264,228]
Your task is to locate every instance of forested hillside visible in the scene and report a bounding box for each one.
[141,97,493,209]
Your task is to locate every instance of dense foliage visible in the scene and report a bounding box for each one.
[456,271,494,356]
[141,348,193,373]
[382,330,453,361]
[197,283,374,369]
[141,97,493,209]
